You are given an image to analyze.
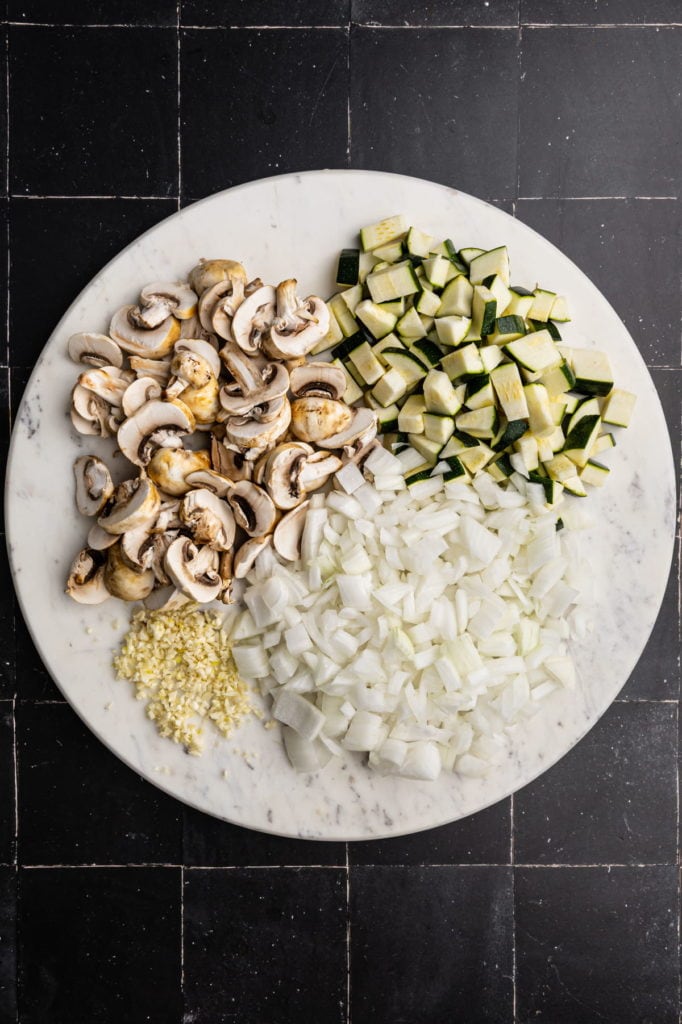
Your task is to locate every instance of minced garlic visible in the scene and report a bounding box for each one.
[113,605,252,756]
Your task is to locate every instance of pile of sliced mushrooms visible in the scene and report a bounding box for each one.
[66,260,378,608]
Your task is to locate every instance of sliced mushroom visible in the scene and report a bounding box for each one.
[97,474,161,535]
[273,501,309,562]
[210,437,253,481]
[188,258,247,297]
[117,399,195,467]
[87,522,119,551]
[70,385,118,437]
[144,586,190,612]
[78,365,132,407]
[153,500,182,534]
[218,360,289,416]
[65,548,110,604]
[198,268,247,342]
[262,279,330,360]
[120,524,155,571]
[230,285,276,356]
[147,447,211,497]
[131,282,197,329]
[218,340,268,394]
[68,332,123,369]
[233,535,271,579]
[316,406,378,451]
[184,467,234,498]
[128,356,172,385]
[218,550,234,604]
[175,339,222,378]
[289,362,346,400]
[225,397,291,455]
[104,542,155,601]
[262,442,314,510]
[110,305,180,359]
[122,376,163,418]
[73,455,114,516]
[173,377,220,427]
[298,450,342,491]
[164,536,222,603]
[227,480,277,537]
[166,349,215,394]
[290,397,352,443]
[180,488,236,550]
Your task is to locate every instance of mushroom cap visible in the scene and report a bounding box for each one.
[289,362,346,400]
[110,305,180,359]
[225,397,291,453]
[175,338,222,378]
[122,376,163,418]
[290,397,353,443]
[73,455,114,517]
[231,285,276,356]
[218,362,289,416]
[147,447,211,497]
[233,535,271,579]
[65,548,110,604]
[273,501,309,562]
[188,258,247,297]
[104,542,155,601]
[117,399,195,467]
[97,474,161,535]
[68,332,123,369]
[262,442,314,510]
[175,377,220,427]
[164,536,222,603]
[316,406,378,451]
[262,280,330,360]
[180,488,236,550]
[184,467,234,498]
[137,281,198,323]
[169,350,215,390]
[227,480,277,537]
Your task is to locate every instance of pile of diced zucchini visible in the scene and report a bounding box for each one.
[314,215,636,504]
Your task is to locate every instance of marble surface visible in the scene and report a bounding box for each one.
[5,170,676,840]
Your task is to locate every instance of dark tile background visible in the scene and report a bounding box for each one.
[1,4,680,1023]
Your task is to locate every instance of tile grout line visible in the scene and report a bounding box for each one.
[510,793,517,1023]
[5,24,9,368]
[176,1,182,209]
[515,23,521,216]
[345,842,351,1024]
[346,16,351,169]
[180,863,185,1006]
[5,20,682,29]
[16,861,679,869]
[7,194,678,203]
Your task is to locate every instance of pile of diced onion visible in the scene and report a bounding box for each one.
[229,446,593,780]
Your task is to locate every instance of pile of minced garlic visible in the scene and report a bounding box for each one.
[113,605,253,755]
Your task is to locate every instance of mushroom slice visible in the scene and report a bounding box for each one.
[263,279,330,360]
[129,356,172,385]
[218,362,289,416]
[184,468,234,498]
[153,500,182,534]
[227,480,276,538]
[164,536,222,604]
[210,437,253,481]
[110,305,180,359]
[218,550,234,604]
[122,376,163,418]
[120,524,156,571]
[71,385,116,437]
[188,258,247,298]
[78,365,132,407]
[230,285,276,356]
[87,522,119,551]
[180,488,236,550]
[144,586,190,612]
[273,501,309,562]
[297,451,342,492]
[104,542,155,601]
[167,349,215,393]
[66,548,110,604]
[218,340,266,395]
[176,378,220,428]
[117,399,195,467]
[225,398,291,454]
[198,274,247,341]
[289,362,346,401]
[147,447,211,497]
[316,407,378,451]
[68,332,123,369]
[97,474,161,535]
[262,442,314,510]
[175,339,222,378]
[73,455,114,516]
[233,535,272,579]
[132,282,198,329]
[290,397,352,443]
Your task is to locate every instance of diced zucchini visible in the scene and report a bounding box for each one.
[483,274,512,316]
[436,455,468,481]
[382,347,429,385]
[355,299,397,340]
[566,397,600,434]
[344,360,365,388]
[415,288,442,317]
[360,215,408,252]
[562,475,588,497]
[371,240,405,263]
[550,295,571,322]
[437,276,474,317]
[580,459,610,487]
[332,331,365,361]
[458,246,485,266]
[514,433,539,472]
[405,466,434,486]
[491,363,529,421]
[396,306,427,341]
[340,282,363,315]
[328,293,359,338]
[590,432,616,456]
[600,388,636,428]
[480,346,505,373]
[562,393,581,417]
[488,314,526,345]
[405,226,435,259]
[423,370,462,416]
[398,395,427,434]
[544,453,577,482]
[311,303,343,354]
[465,374,494,411]
[504,330,562,373]
[379,298,405,316]
[372,333,404,365]
[540,360,576,397]
[336,248,360,287]
[549,398,567,426]
[563,415,601,468]
[455,406,499,440]
[441,343,485,381]
[533,318,562,342]
[547,425,565,452]
[528,288,556,322]
[375,403,400,433]
[492,418,527,452]
[441,433,479,459]
[422,256,450,288]
[424,413,455,446]
[458,443,495,474]
[434,315,472,347]
[471,285,497,338]
[486,461,508,483]
[524,383,555,437]
[371,367,408,407]
[505,288,535,319]
[410,338,442,367]
[366,261,420,303]
[331,358,364,405]
[409,434,443,465]
[348,341,384,386]
[570,349,614,397]
[469,246,510,287]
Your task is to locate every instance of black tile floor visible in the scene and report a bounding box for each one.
[1,4,680,1023]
